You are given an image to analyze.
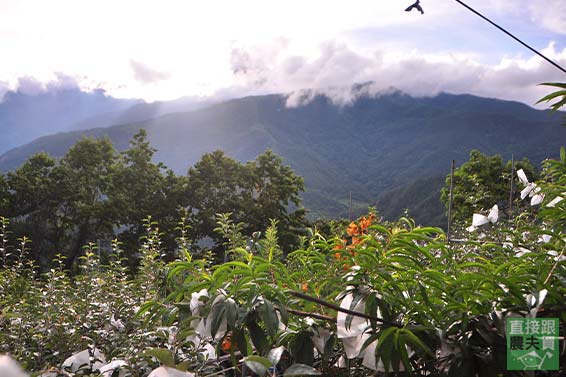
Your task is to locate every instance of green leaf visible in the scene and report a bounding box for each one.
[233,329,249,357]
[247,317,270,355]
[375,327,398,372]
[540,82,566,89]
[258,299,279,336]
[144,348,174,367]
[284,364,321,376]
[268,345,286,366]
[244,355,271,375]
[377,333,394,373]
[210,301,226,339]
[273,300,289,326]
[225,298,237,329]
[345,290,365,331]
[536,89,566,104]
[365,294,381,329]
[136,301,158,317]
[375,327,397,351]
[398,335,412,374]
[291,331,314,366]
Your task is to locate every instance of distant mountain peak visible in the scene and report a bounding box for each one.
[0,86,141,154]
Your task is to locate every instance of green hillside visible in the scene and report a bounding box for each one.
[1,90,564,220]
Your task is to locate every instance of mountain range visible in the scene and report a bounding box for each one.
[1,88,564,223]
[0,87,212,155]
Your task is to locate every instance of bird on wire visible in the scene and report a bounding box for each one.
[405,0,424,14]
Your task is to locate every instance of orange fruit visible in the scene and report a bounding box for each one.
[221,335,233,352]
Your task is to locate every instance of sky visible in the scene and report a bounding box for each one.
[0,0,565,107]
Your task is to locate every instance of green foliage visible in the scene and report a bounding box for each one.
[1,95,565,375]
[537,82,566,112]
[185,149,307,258]
[2,153,62,264]
[1,146,566,376]
[0,216,214,376]
[143,148,566,376]
[4,92,565,223]
[0,132,307,269]
[57,137,118,267]
[111,129,182,259]
[440,149,536,224]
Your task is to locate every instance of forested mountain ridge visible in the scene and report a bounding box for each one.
[375,175,447,227]
[1,90,564,220]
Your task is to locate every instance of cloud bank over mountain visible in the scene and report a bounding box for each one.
[0,1,564,106]
[2,39,564,110]
[3,73,83,99]
[223,41,566,108]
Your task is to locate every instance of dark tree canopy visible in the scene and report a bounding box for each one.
[184,149,306,259]
[2,153,62,265]
[109,129,182,257]
[0,131,307,269]
[440,149,537,224]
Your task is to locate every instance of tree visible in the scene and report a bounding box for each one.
[184,151,253,247]
[55,137,119,268]
[245,150,306,251]
[1,136,308,268]
[4,153,57,216]
[112,130,165,223]
[1,131,189,269]
[184,150,307,258]
[3,153,63,264]
[110,129,181,259]
[0,173,9,213]
[440,150,536,224]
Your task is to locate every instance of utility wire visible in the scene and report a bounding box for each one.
[453,0,566,75]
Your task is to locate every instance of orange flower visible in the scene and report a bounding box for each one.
[359,216,372,231]
[333,239,346,250]
[342,263,351,271]
[347,222,360,236]
[334,252,342,260]
[301,282,308,292]
[346,236,361,255]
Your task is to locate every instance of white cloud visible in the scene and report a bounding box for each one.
[0,73,90,101]
[130,60,170,84]
[217,40,566,108]
[15,76,44,95]
[488,0,566,34]
[0,0,564,105]
[46,72,80,91]
[528,1,566,34]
